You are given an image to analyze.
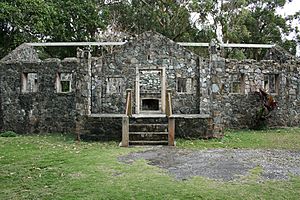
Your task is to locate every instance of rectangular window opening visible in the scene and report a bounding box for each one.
[230,73,244,94]
[264,74,279,94]
[56,73,72,93]
[177,78,187,93]
[21,72,38,93]
[106,77,123,94]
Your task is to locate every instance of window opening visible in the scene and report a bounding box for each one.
[230,73,244,94]
[177,78,187,93]
[106,77,123,94]
[56,73,72,93]
[21,73,38,93]
[264,74,279,94]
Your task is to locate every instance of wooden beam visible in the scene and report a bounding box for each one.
[26,42,126,47]
[178,42,209,47]
[26,41,275,49]
[220,43,275,48]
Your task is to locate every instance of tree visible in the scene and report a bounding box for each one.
[0,0,109,58]
[107,0,202,42]
[189,0,299,58]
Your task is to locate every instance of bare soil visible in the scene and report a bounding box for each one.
[119,147,300,181]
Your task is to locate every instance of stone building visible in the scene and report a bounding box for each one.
[0,32,299,145]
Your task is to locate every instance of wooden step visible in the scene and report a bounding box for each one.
[129,140,168,144]
[129,132,168,135]
[129,123,168,132]
[129,123,168,127]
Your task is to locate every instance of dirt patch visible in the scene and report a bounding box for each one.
[118,147,300,181]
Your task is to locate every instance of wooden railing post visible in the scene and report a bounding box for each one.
[121,116,129,147]
[125,89,132,116]
[166,89,175,146]
[168,116,175,146]
[166,89,172,117]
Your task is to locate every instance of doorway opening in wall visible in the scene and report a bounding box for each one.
[136,68,165,114]
[142,99,159,111]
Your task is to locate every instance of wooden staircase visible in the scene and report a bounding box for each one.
[128,115,169,145]
[121,89,175,147]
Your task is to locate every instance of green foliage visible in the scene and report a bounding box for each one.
[0,0,109,58]
[0,131,17,137]
[107,0,201,42]
[226,49,247,60]
[189,0,299,58]
[1,131,300,199]
[1,0,299,59]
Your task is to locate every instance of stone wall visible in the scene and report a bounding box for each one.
[0,58,79,133]
[81,116,122,141]
[215,58,300,128]
[1,31,299,139]
[175,115,214,138]
[91,32,202,114]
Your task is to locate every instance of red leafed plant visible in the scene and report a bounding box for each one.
[253,89,278,129]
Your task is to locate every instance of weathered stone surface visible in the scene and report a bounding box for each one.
[0,31,299,140]
[0,59,77,133]
[82,116,122,141]
[0,44,40,63]
[175,117,213,138]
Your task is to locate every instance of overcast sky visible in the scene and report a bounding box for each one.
[278,0,300,56]
[277,0,300,16]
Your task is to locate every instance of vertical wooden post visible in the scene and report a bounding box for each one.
[161,68,166,113]
[168,117,175,146]
[135,67,140,114]
[121,116,129,147]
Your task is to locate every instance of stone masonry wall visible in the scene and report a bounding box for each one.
[91,32,203,114]
[217,59,300,128]
[0,58,78,134]
[1,32,299,138]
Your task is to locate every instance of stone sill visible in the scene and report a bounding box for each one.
[172,114,211,119]
[89,113,212,119]
[90,114,126,118]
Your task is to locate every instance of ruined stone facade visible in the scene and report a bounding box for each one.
[0,32,299,140]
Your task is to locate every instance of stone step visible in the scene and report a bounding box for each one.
[129,123,168,132]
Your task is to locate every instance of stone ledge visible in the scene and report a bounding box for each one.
[172,114,211,119]
[90,114,126,118]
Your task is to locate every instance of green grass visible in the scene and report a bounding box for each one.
[177,128,300,150]
[1,129,300,200]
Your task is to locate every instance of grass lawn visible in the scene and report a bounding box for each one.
[1,128,300,200]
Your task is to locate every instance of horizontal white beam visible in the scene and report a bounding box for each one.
[26,42,127,47]
[178,42,209,47]
[220,43,275,48]
[26,41,276,49]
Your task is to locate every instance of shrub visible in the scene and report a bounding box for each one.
[0,131,17,137]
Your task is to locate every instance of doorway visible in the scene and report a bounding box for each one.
[135,68,166,114]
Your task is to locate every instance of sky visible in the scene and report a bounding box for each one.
[278,0,300,56]
[277,0,300,16]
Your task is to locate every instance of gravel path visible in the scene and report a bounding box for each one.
[118,147,300,181]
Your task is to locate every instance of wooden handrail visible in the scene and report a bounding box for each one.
[165,89,172,117]
[125,89,132,116]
